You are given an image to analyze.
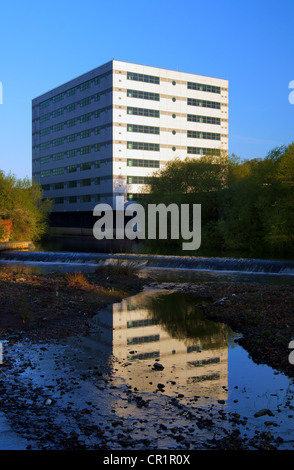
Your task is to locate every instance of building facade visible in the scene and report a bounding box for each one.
[32,60,228,224]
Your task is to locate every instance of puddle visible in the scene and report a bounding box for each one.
[65,288,294,448]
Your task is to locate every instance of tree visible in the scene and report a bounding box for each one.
[0,171,52,242]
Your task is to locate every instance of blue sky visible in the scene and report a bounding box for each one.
[0,0,293,180]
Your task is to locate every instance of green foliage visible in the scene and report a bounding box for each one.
[0,171,52,242]
[140,144,294,258]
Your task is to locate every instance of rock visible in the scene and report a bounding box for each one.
[254,409,274,418]
[45,399,52,406]
[152,363,164,370]
[157,383,165,389]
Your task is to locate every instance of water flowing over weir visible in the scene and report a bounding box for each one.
[0,251,294,275]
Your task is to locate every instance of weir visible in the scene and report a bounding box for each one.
[0,251,293,275]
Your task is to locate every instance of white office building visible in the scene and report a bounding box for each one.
[32,60,228,227]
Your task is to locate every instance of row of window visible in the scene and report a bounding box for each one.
[127,158,160,168]
[38,89,111,122]
[187,98,221,109]
[187,147,221,156]
[187,114,220,125]
[187,82,221,94]
[127,106,160,118]
[127,89,160,101]
[42,178,101,191]
[37,111,104,134]
[127,141,160,151]
[187,130,221,141]
[37,106,111,124]
[38,73,111,109]
[40,160,100,178]
[127,176,152,185]
[127,124,160,135]
[127,318,158,328]
[127,71,160,84]
[126,71,223,95]
[127,90,222,109]
[52,194,101,204]
[37,126,109,150]
[37,145,109,164]
[127,334,160,345]
[127,351,160,361]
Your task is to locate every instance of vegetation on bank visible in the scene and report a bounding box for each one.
[140,143,294,259]
[0,171,51,242]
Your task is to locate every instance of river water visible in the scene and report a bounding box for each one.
[0,252,294,449]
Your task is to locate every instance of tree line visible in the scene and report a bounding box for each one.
[140,143,294,259]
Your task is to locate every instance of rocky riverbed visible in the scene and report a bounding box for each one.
[0,266,293,451]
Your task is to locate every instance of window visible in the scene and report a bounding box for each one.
[67,149,77,158]
[127,159,159,168]
[95,177,100,185]
[40,142,51,150]
[67,103,76,112]
[67,165,77,173]
[187,114,220,125]
[127,72,160,85]
[80,162,91,171]
[81,178,91,186]
[127,107,160,118]
[52,167,64,175]
[54,197,64,204]
[52,152,64,161]
[40,113,50,122]
[127,124,160,135]
[69,196,77,203]
[66,87,76,97]
[40,99,50,109]
[187,82,221,94]
[187,130,221,140]
[80,97,91,107]
[68,180,77,188]
[40,170,51,178]
[53,182,64,190]
[187,98,221,109]
[94,160,100,168]
[80,80,91,91]
[80,145,91,155]
[81,195,91,202]
[67,134,77,143]
[94,144,100,152]
[127,71,160,84]
[80,113,91,123]
[52,108,64,118]
[187,147,221,156]
[40,127,50,136]
[127,89,160,101]
[80,129,92,139]
[127,142,160,151]
[127,176,152,184]
[52,123,64,132]
[67,118,77,127]
[52,93,64,103]
[40,156,50,164]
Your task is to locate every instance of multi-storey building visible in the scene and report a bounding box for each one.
[32,60,228,227]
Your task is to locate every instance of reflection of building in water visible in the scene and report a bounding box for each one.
[92,290,228,400]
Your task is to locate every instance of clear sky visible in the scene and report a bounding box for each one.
[0,0,293,180]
